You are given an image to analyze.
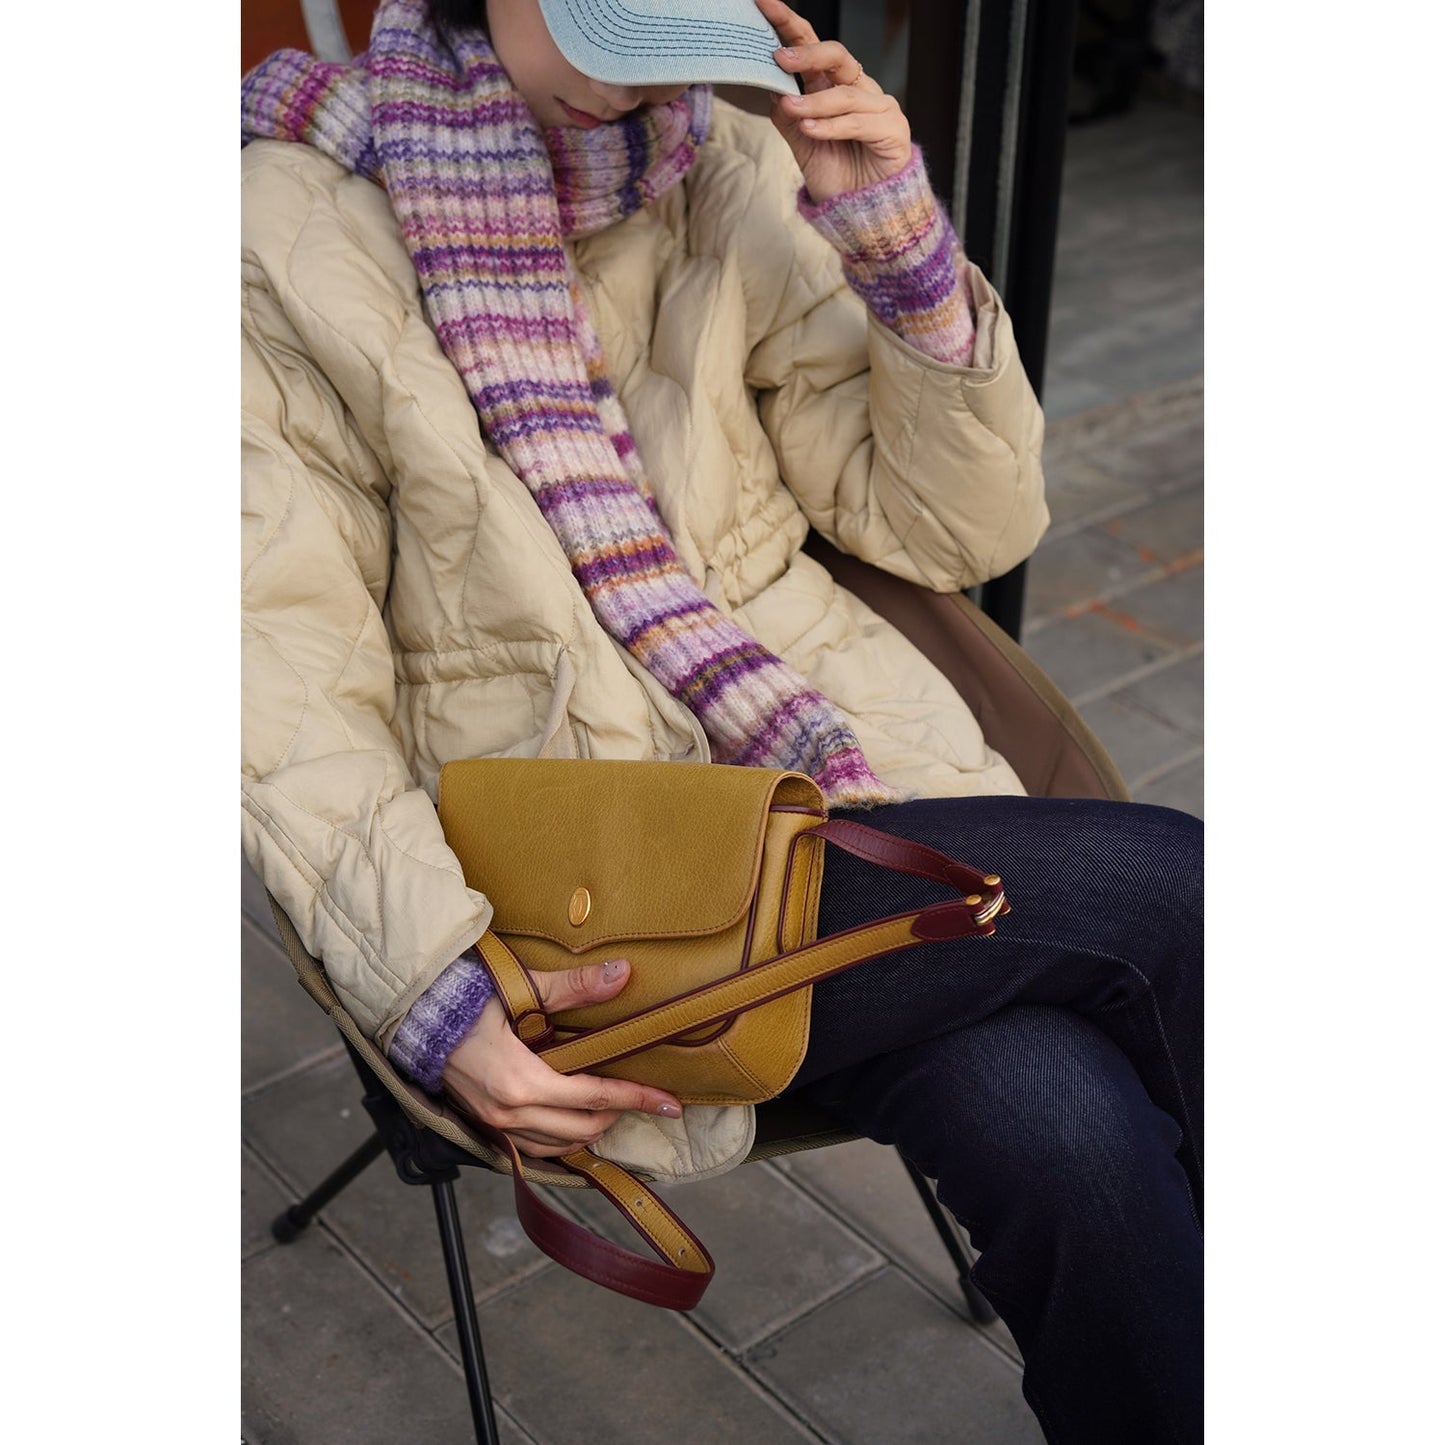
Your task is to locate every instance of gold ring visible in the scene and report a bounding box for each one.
[848,63,865,85]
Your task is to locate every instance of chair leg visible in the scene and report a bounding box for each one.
[899,1156,998,1325]
[432,1177,502,1445]
[265,1042,503,1438]
[271,1130,388,1243]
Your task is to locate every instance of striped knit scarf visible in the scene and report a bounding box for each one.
[242,0,898,806]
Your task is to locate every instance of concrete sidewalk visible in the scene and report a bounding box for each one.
[242,92,1202,1444]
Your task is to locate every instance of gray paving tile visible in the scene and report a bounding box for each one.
[243,1145,292,1263]
[1022,610,1179,701]
[1039,372,1117,421]
[244,1232,483,1444]
[1057,373,1200,438]
[1132,755,1204,820]
[746,1270,1042,1444]
[562,1155,883,1351]
[1078,407,1203,495]
[1044,100,1202,423]
[777,1142,950,1290]
[243,1052,553,1326]
[442,1266,817,1444]
[1075,693,1198,789]
[1023,526,1156,623]
[1108,567,1204,649]
[1038,378,1200,583]
[1099,486,1203,571]
[778,1139,1024,1364]
[1050,315,1202,418]
[243,912,344,1093]
[1042,379,1201,489]
[1035,450,1149,535]
[1115,652,1204,741]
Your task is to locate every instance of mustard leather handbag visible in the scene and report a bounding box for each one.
[437,757,1008,1309]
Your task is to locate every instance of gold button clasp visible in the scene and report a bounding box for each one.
[568,886,592,926]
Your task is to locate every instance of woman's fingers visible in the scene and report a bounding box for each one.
[781,84,892,116]
[508,1136,583,1159]
[471,1028,682,1121]
[792,108,895,143]
[440,995,684,1160]
[758,0,874,94]
[757,0,911,200]
[780,86,898,138]
[522,957,682,1109]
[488,1063,682,1158]
[504,1105,624,1149]
[774,39,878,94]
[529,956,632,1013]
[756,0,818,49]
[503,1052,682,1120]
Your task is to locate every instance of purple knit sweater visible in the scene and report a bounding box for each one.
[390,149,980,1092]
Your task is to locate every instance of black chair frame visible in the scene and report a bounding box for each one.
[271,1038,994,1445]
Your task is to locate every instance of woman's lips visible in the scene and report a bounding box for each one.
[559,100,604,128]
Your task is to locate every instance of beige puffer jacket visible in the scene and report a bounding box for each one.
[242,100,1047,1176]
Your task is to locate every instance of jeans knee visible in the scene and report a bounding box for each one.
[937,1090,1188,1276]
[1106,804,1202,974]
[903,1015,1179,1220]
[1128,802,1201,895]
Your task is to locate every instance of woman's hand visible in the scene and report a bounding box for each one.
[758,0,913,204]
[439,957,683,1159]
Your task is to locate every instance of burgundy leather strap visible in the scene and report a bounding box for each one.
[806,817,989,889]
[484,1125,715,1311]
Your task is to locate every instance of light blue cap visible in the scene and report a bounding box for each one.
[537,0,799,96]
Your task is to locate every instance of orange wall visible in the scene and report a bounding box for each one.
[242,0,381,73]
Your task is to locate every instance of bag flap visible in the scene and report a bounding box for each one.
[437,759,821,952]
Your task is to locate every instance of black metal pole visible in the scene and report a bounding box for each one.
[797,0,841,45]
[975,0,1080,640]
[905,0,968,209]
[270,1130,387,1243]
[433,1178,502,1445]
[959,0,1011,279]
[1002,0,1079,395]
[899,1158,998,1324]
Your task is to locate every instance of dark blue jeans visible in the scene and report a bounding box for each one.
[783,796,1203,1445]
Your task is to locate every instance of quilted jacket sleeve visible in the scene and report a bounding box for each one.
[241,256,490,1046]
[741,125,1049,592]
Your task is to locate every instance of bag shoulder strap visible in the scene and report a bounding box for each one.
[533,819,1007,1076]
[475,932,554,1046]
[488,1125,715,1309]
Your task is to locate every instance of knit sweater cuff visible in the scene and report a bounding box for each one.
[798,146,977,367]
[387,947,497,1095]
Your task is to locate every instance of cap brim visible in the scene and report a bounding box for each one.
[537,0,800,96]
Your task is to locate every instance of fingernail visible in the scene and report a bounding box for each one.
[777,47,797,59]
[601,958,626,983]
[655,1102,682,1118]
